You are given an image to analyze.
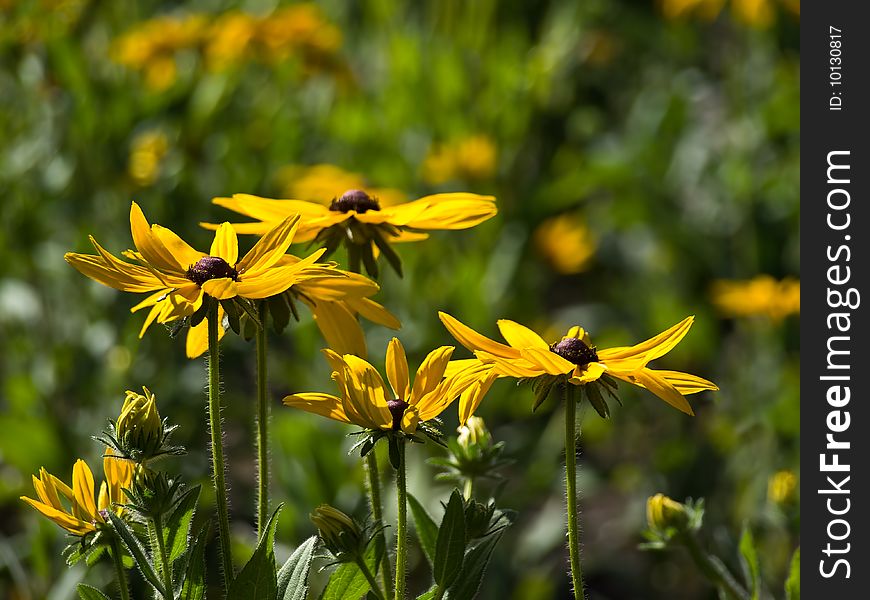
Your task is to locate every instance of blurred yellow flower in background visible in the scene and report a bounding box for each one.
[533,213,597,274]
[710,276,800,320]
[767,470,797,505]
[203,11,258,69]
[128,130,169,187]
[423,135,498,184]
[20,452,134,536]
[659,0,795,27]
[275,164,406,207]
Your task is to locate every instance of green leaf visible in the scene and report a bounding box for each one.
[277,535,318,600]
[228,505,284,600]
[77,584,111,600]
[408,494,439,567]
[179,523,210,600]
[166,485,200,564]
[445,528,505,600]
[415,587,437,600]
[321,538,382,600]
[434,490,467,588]
[738,527,760,600]
[108,513,166,597]
[785,547,800,600]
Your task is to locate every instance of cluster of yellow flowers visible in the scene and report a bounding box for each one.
[659,0,800,27]
[127,130,169,187]
[422,135,498,184]
[710,275,800,321]
[112,4,343,90]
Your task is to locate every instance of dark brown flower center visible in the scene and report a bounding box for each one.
[329,189,381,213]
[386,399,409,431]
[186,256,239,286]
[550,337,598,366]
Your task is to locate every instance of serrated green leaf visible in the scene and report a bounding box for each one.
[415,587,437,600]
[166,485,200,564]
[227,505,284,600]
[445,528,505,600]
[434,490,467,588]
[408,494,438,567]
[321,538,382,600]
[739,527,760,600]
[277,535,318,600]
[77,584,111,600]
[108,513,166,597]
[785,547,800,600]
[179,523,209,600]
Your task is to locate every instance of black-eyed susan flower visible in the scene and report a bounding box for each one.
[439,312,717,417]
[710,275,800,321]
[283,338,484,442]
[20,452,135,537]
[207,187,497,277]
[65,202,396,358]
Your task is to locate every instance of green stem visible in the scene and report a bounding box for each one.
[564,384,585,599]
[255,303,270,540]
[109,534,131,600]
[463,477,474,500]
[433,585,446,600]
[357,555,388,600]
[152,517,173,599]
[365,450,393,596]
[681,533,751,600]
[207,301,234,589]
[394,440,407,600]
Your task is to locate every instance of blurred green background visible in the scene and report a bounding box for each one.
[0,0,799,598]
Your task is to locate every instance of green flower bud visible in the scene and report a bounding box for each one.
[464,498,497,541]
[457,416,491,450]
[646,493,690,533]
[310,504,364,561]
[117,387,163,460]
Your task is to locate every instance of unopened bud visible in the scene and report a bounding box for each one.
[117,387,163,460]
[646,494,689,532]
[457,416,491,450]
[310,505,363,560]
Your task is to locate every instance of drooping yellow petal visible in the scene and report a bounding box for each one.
[20,496,93,535]
[213,193,329,222]
[519,347,576,376]
[458,369,498,425]
[652,370,719,395]
[614,368,695,416]
[65,250,164,293]
[475,351,541,378]
[311,301,367,358]
[283,392,352,424]
[598,317,694,363]
[71,460,97,522]
[386,338,410,400]
[443,358,489,379]
[202,277,239,300]
[345,297,401,330]
[496,319,549,350]
[186,306,227,359]
[410,346,454,405]
[341,355,392,429]
[569,362,607,385]
[209,223,239,265]
[438,312,520,358]
[236,215,300,276]
[400,193,498,230]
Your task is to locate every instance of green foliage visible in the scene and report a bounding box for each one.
[738,527,761,600]
[433,490,467,588]
[785,548,800,600]
[321,539,384,600]
[77,584,112,600]
[276,536,318,600]
[408,494,438,567]
[227,505,284,600]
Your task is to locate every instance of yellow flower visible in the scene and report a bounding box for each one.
[65,202,380,358]
[274,164,406,207]
[203,11,257,69]
[423,135,497,184]
[257,4,342,60]
[710,276,800,320]
[533,213,596,274]
[767,470,797,505]
[284,338,485,434]
[20,452,134,536]
[439,312,717,416]
[208,185,497,277]
[646,493,690,532]
[128,130,169,187]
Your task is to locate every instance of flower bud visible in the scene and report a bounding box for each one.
[464,498,497,541]
[457,416,491,450]
[646,494,690,533]
[117,387,163,460]
[310,504,364,560]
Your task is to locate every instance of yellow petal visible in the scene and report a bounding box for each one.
[236,215,300,276]
[186,307,228,359]
[345,297,401,330]
[20,496,93,535]
[202,278,239,300]
[616,368,695,416]
[129,202,185,274]
[213,193,330,221]
[443,358,488,379]
[654,370,719,395]
[400,193,498,230]
[496,319,549,350]
[386,338,410,400]
[65,250,164,293]
[520,347,575,376]
[71,460,97,522]
[235,248,327,299]
[410,346,454,405]
[283,392,352,424]
[438,312,520,358]
[568,362,607,385]
[598,317,694,363]
[311,301,367,358]
[151,224,205,268]
[209,223,239,264]
[458,369,498,425]
[341,355,392,429]
[475,351,541,378]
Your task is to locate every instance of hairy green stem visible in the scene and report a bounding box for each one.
[152,517,173,599]
[357,555,388,600]
[109,534,131,600]
[255,303,270,540]
[564,384,585,599]
[208,302,234,589]
[394,441,407,600]
[365,451,393,596]
[463,477,474,500]
[681,533,751,600]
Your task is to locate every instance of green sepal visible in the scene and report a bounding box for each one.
[188,297,211,328]
[221,298,242,335]
[268,293,292,334]
[388,436,402,470]
[370,228,403,278]
[586,383,610,419]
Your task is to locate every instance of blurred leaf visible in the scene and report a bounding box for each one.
[445,527,506,599]
[77,584,111,600]
[108,513,165,596]
[738,527,760,600]
[434,490,467,588]
[408,494,438,567]
[228,505,283,600]
[277,535,318,600]
[785,547,800,600]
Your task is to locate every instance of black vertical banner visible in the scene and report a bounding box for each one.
[802,2,870,597]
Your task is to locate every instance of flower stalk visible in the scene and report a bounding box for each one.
[207,301,234,589]
[394,439,407,600]
[564,383,585,599]
[109,534,131,600]
[255,301,270,540]
[151,516,173,599]
[357,555,388,600]
[364,451,393,596]
[680,532,750,600]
